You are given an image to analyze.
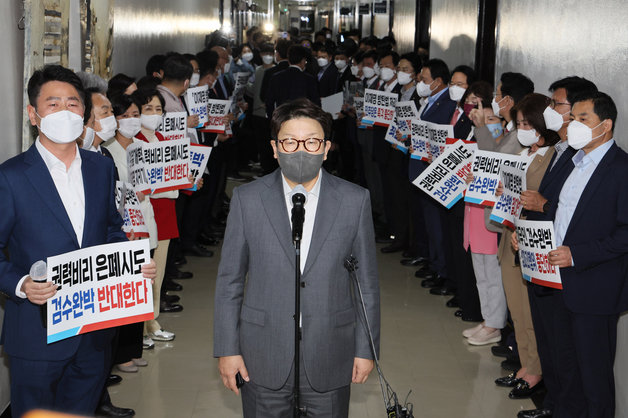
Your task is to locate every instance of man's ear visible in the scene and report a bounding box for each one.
[27,104,38,127]
[322,140,332,161]
[270,139,278,159]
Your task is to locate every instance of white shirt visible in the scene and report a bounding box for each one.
[383,79,398,93]
[17,139,86,297]
[282,171,322,273]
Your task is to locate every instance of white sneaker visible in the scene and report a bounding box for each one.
[149,329,175,341]
[143,336,155,349]
[467,327,501,346]
[462,323,484,338]
[132,357,148,367]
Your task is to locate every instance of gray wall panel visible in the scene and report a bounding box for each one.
[496,0,628,148]
[112,0,222,78]
[391,0,416,53]
[429,0,477,68]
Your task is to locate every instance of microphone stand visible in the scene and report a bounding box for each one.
[291,193,306,417]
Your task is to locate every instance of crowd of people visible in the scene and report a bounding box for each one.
[0,21,626,418]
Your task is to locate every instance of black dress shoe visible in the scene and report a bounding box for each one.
[166,270,193,280]
[421,276,445,288]
[159,300,183,313]
[173,255,187,266]
[380,242,405,253]
[400,256,428,267]
[509,380,544,399]
[495,372,522,387]
[161,293,180,304]
[106,374,122,387]
[454,309,464,317]
[501,357,522,372]
[198,233,220,246]
[163,279,182,292]
[96,403,136,417]
[375,235,394,244]
[517,408,553,418]
[401,250,416,258]
[429,286,456,296]
[415,267,436,279]
[491,344,513,358]
[446,297,460,308]
[183,244,214,257]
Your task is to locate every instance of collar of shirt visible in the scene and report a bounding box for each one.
[281,169,322,201]
[35,137,81,172]
[572,138,614,167]
[289,64,304,72]
[428,87,447,106]
[554,140,569,155]
[367,75,378,86]
[384,79,398,93]
[400,85,416,102]
[505,120,515,133]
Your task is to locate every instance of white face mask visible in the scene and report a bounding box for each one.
[325,33,332,39]
[317,57,329,67]
[190,73,200,87]
[373,63,380,76]
[362,66,376,79]
[37,110,85,144]
[262,55,274,65]
[95,115,118,142]
[242,52,254,62]
[117,117,141,138]
[492,96,506,116]
[379,67,396,82]
[350,65,359,77]
[81,127,95,149]
[223,62,231,74]
[543,106,568,132]
[335,60,347,70]
[417,80,435,97]
[140,113,163,131]
[397,71,413,86]
[567,120,605,150]
[448,85,466,102]
[517,128,539,146]
[236,59,244,66]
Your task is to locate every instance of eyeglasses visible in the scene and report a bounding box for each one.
[277,138,326,153]
[550,99,571,109]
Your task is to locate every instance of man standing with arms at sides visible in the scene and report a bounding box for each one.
[0,65,156,417]
[214,98,380,417]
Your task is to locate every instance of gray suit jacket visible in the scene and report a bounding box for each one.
[214,169,380,392]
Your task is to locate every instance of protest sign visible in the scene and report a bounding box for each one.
[490,165,526,229]
[321,92,343,120]
[127,141,150,193]
[515,220,562,289]
[203,99,232,133]
[383,121,408,153]
[185,144,212,191]
[427,123,454,159]
[115,182,149,238]
[413,140,475,208]
[465,151,529,206]
[46,240,153,343]
[157,112,187,141]
[362,88,398,127]
[185,86,209,128]
[395,101,419,140]
[141,138,192,193]
[410,119,430,161]
[233,72,251,93]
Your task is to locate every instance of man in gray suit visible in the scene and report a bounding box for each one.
[214,98,380,417]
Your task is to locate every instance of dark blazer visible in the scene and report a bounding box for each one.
[215,74,233,100]
[214,169,380,391]
[260,60,289,103]
[336,66,356,93]
[546,142,628,314]
[0,145,127,361]
[372,82,403,166]
[317,64,339,98]
[452,110,474,141]
[265,67,321,117]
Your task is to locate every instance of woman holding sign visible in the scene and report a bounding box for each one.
[494,93,560,400]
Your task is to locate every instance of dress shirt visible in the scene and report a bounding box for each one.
[282,170,322,273]
[550,140,570,171]
[17,139,85,297]
[422,87,448,114]
[555,139,614,247]
[317,63,330,81]
[383,79,398,93]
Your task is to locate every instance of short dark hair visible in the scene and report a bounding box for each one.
[361,50,379,64]
[275,39,292,59]
[423,59,450,85]
[288,45,310,65]
[162,53,194,82]
[460,81,494,108]
[131,88,166,113]
[196,49,219,78]
[548,76,598,106]
[451,65,477,86]
[145,54,165,76]
[260,43,275,54]
[27,65,85,110]
[571,91,618,133]
[378,50,400,66]
[399,52,421,75]
[270,98,332,140]
[515,93,560,146]
[109,94,136,117]
[136,75,161,90]
[83,87,99,124]
[500,72,534,104]
[107,73,135,97]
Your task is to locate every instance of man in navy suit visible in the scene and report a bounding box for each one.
[536,91,628,418]
[314,43,339,98]
[409,59,457,287]
[0,65,156,417]
[265,45,320,117]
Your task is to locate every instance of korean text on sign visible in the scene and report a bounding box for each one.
[185,144,212,191]
[157,111,187,141]
[203,99,233,133]
[489,164,527,229]
[185,86,209,127]
[361,89,398,127]
[465,150,529,206]
[515,219,562,289]
[46,240,153,343]
[115,181,149,238]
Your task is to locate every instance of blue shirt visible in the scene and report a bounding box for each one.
[422,87,448,115]
[555,139,614,246]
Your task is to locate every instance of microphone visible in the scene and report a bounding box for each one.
[29,260,48,328]
[290,185,307,242]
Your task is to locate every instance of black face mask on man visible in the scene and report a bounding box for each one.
[277,150,325,184]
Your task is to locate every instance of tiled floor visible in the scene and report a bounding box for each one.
[109,238,535,418]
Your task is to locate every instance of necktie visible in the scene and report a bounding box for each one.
[450,109,460,125]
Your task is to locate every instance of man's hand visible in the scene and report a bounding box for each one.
[465,172,475,185]
[495,181,503,197]
[218,355,250,395]
[136,191,146,202]
[22,278,57,305]
[352,357,374,384]
[520,190,547,213]
[549,246,572,268]
[141,259,157,284]
[196,177,204,190]
[187,114,200,128]
[511,230,519,251]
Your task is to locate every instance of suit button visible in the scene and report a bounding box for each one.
[300,282,306,288]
